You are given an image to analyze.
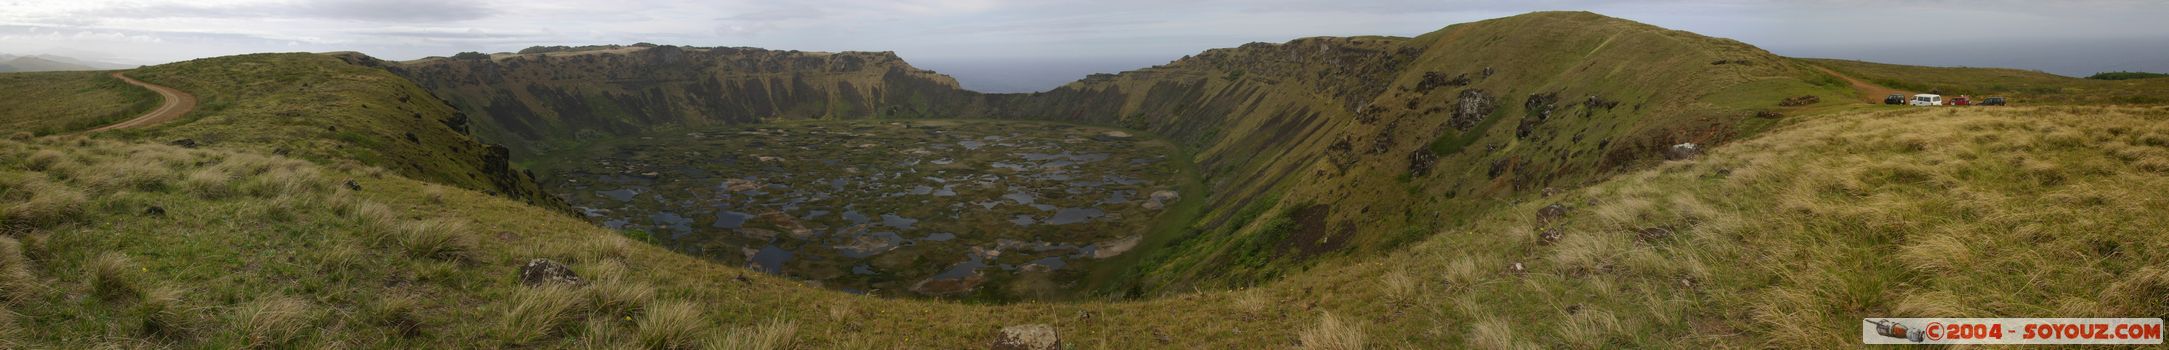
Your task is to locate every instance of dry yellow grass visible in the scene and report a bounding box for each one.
[705,318,797,350]
[636,300,706,349]
[226,296,315,348]
[1297,312,1365,350]
[0,105,2161,348]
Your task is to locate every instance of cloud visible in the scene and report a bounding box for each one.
[78,0,495,23]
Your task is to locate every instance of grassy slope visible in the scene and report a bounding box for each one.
[1010,11,1856,294]
[5,104,2164,348]
[1,11,2159,349]
[1806,58,2169,105]
[0,71,160,136]
[117,53,560,209]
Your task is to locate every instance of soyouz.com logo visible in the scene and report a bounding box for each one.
[1863,318,2164,345]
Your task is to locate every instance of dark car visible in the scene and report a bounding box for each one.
[1981,96,2007,106]
[1884,94,1906,105]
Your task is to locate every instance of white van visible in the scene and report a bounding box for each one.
[1911,94,1942,106]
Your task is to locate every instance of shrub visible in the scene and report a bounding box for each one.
[637,301,706,350]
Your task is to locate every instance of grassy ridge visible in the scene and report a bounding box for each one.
[0,71,160,136]
[3,105,2163,347]
[118,53,561,209]
[1806,58,2169,104]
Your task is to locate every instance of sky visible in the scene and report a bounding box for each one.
[3,0,2165,92]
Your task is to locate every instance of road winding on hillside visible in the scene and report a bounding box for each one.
[1809,64,1908,104]
[89,71,195,132]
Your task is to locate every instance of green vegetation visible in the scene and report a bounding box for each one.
[0,71,159,135]
[121,53,560,209]
[2088,71,2169,80]
[2,10,2165,348]
[1808,58,2169,104]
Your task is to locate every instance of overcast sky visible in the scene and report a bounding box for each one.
[4,0,2165,92]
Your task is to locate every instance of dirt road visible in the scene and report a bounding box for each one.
[1809,64,1908,104]
[89,72,196,132]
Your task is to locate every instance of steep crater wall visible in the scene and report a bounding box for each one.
[390,11,1854,296]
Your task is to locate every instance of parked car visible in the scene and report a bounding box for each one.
[1911,94,1942,106]
[1884,94,1907,105]
[1949,95,1971,106]
[1981,96,2007,106]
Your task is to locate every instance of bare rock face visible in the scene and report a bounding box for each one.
[991,324,1060,350]
[519,258,584,286]
[1448,89,1496,131]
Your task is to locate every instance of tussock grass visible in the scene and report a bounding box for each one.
[138,285,192,338]
[24,150,62,171]
[180,168,235,199]
[584,261,654,317]
[494,285,589,345]
[636,300,706,349]
[88,251,146,302]
[704,318,797,350]
[226,296,316,348]
[390,219,475,261]
[1,178,88,232]
[0,237,38,303]
[1297,312,1365,350]
[362,293,424,338]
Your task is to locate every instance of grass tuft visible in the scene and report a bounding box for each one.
[0,237,36,304]
[2,180,88,232]
[637,300,707,350]
[494,285,589,345]
[88,251,146,302]
[1298,312,1365,350]
[227,296,316,349]
[704,318,797,350]
[391,219,476,261]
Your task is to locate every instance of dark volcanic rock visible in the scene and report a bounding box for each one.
[1449,89,1496,131]
[1778,95,1820,107]
[1537,204,1569,225]
[1407,149,1439,176]
[1538,227,1562,245]
[519,258,584,286]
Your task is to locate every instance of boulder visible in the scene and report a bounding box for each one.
[1537,227,1562,245]
[519,258,584,286]
[1665,143,1701,160]
[1536,204,1569,225]
[992,324,1060,350]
